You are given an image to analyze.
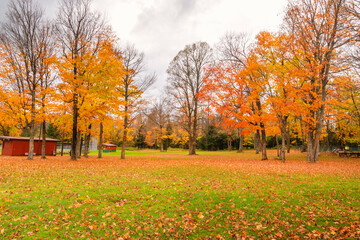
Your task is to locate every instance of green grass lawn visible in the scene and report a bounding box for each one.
[88,148,189,156]
[88,148,262,156]
[0,150,359,239]
[89,148,241,156]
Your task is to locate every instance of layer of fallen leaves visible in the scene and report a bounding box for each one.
[0,150,359,239]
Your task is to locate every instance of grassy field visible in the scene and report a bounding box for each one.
[0,150,359,239]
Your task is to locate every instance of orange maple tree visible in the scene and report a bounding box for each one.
[201,62,252,153]
[255,31,300,161]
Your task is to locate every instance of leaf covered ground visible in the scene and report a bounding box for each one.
[0,150,359,239]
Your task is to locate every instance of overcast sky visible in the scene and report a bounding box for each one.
[0,0,288,97]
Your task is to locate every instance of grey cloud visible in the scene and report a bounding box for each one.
[133,0,218,34]
[175,0,197,17]
[126,0,221,97]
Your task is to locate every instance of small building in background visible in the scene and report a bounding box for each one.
[102,143,117,152]
[0,136,60,156]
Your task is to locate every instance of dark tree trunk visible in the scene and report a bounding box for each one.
[28,93,36,160]
[76,130,81,159]
[189,102,198,155]
[71,93,78,160]
[188,124,196,155]
[227,135,232,151]
[79,136,83,157]
[84,124,91,158]
[160,140,164,152]
[254,131,260,154]
[307,131,314,163]
[61,138,64,156]
[260,125,268,160]
[41,120,46,159]
[276,134,279,158]
[84,135,89,158]
[37,124,42,155]
[280,117,288,162]
[121,108,128,159]
[238,129,243,153]
[160,126,164,152]
[281,123,287,162]
[281,133,286,162]
[286,125,291,153]
[307,132,321,163]
[189,136,196,155]
[98,122,103,159]
[307,100,325,163]
[188,118,195,155]
[307,129,320,163]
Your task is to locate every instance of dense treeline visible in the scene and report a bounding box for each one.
[1,0,360,163]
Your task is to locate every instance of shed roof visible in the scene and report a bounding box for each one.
[102,143,116,147]
[0,136,60,142]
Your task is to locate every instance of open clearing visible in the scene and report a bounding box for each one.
[0,150,359,239]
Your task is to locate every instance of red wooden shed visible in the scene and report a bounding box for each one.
[0,136,60,156]
[102,143,117,152]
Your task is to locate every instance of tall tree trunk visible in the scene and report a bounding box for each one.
[190,139,196,154]
[308,130,321,163]
[227,135,232,151]
[307,131,314,163]
[260,124,268,160]
[84,135,89,158]
[79,136,83,157]
[307,102,325,163]
[61,138,64,156]
[279,117,288,162]
[188,117,195,155]
[280,120,287,162]
[98,122,103,159]
[71,93,78,160]
[189,103,198,155]
[238,128,243,153]
[281,132,286,163]
[276,134,279,157]
[189,138,195,155]
[254,131,260,154]
[160,140,164,152]
[84,124,91,158]
[41,120,46,159]
[76,130,81,159]
[160,126,164,152]
[27,93,36,160]
[188,124,196,155]
[307,130,321,163]
[37,124,42,155]
[255,99,267,160]
[286,124,291,153]
[121,109,128,159]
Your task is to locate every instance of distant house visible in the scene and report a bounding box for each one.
[102,143,117,152]
[0,136,60,156]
